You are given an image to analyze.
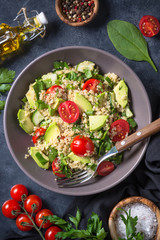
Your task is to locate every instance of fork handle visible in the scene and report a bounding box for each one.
[115,118,160,152]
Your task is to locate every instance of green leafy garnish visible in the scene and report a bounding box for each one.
[117,208,144,240]
[105,76,114,88]
[66,71,78,81]
[48,147,58,163]
[0,100,5,110]
[127,118,137,129]
[53,61,69,70]
[45,209,107,240]
[0,68,15,83]
[0,84,11,93]
[107,20,157,71]
[84,69,93,79]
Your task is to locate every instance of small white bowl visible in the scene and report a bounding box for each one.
[108,196,160,240]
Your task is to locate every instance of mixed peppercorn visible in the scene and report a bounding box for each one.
[61,0,95,22]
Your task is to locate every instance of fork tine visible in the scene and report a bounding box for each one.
[57,172,93,187]
[57,170,88,183]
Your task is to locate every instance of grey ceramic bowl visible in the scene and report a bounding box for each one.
[4,46,151,196]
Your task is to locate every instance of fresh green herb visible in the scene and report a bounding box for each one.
[105,76,114,88]
[117,208,144,240]
[93,74,104,81]
[110,153,123,165]
[66,71,78,81]
[45,209,107,240]
[0,100,5,110]
[127,118,137,129]
[66,84,75,90]
[33,81,46,99]
[21,96,27,103]
[48,147,58,163]
[53,61,69,70]
[42,79,52,89]
[84,69,93,79]
[107,20,157,72]
[35,100,48,110]
[0,68,15,83]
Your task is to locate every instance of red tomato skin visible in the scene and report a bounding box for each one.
[109,119,130,142]
[97,161,115,176]
[139,15,160,37]
[24,195,42,213]
[2,199,21,219]
[52,158,66,178]
[71,135,94,157]
[82,79,100,92]
[58,101,80,123]
[45,85,63,95]
[35,209,53,229]
[45,226,62,240]
[16,214,34,231]
[10,184,28,202]
[32,128,46,144]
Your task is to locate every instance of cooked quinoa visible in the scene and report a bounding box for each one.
[18,60,136,178]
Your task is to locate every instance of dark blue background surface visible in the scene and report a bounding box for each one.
[0,0,160,239]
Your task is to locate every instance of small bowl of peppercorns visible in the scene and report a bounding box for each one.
[55,0,99,26]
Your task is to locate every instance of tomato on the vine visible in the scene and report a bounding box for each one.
[58,101,80,123]
[45,226,62,240]
[16,214,34,231]
[82,79,101,92]
[52,158,66,178]
[109,119,130,142]
[2,199,21,219]
[32,127,46,144]
[10,184,28,202]
[45,85,63,95]
[139,15,160,37]
[24,195,42,213]
[71,135,94,157]
[97,161,115,176]
[35,209,53,229]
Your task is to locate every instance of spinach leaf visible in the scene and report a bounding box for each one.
[107,20,157,72]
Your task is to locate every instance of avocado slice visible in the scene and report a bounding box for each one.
[49,98,64,116]
[114,80,128,108]
[68,152,90,164]
[17,109,34,134]
[44,122,60,144]
[89,115,108,131]
[125,106,133,118]
[26,83,36,109]
[29,147,50,169]
[76,61,95,72]
[74,92,93,114]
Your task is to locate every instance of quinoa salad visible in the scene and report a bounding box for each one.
[17,60,137,178]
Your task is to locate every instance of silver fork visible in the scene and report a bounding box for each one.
[56,118,160,188]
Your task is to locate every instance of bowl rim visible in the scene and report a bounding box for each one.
[3,46,152,196]
[108,196,160,240]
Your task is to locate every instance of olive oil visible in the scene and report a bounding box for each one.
[0,8,48,61]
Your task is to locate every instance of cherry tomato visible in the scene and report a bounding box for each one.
[58,101,80,123]
[2,199,21,219]
[71,135,94,157]
[32,127,46,144]
[24,195,42,213]
[45,226,62,240]
[82,79,100,92]
[139,15,160,37]
[52,158,66,178]
[109,119,130,142]
[45,85,63,95]
[35,209,53,229]
[10,184,28,202]
[16,214,34,231]
[97,161,115,176]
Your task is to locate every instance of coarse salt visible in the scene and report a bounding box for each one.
[115,203,158,240]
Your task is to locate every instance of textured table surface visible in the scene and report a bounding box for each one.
[0,0,160,239]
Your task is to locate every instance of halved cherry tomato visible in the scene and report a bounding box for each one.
[109,119,130,142]
[2,199,21,219]
[71,135,94,157]
[10,184,28,202]
[16,214,34,231]
[139,15,160,37]
[45,85,63,95]
[97,161,115,176]
[32,127,46,144]
[82,79,100,92]
[35,209,53,229]
[45,226,62,240]
[58,101,79,123]
[24,195,42,213]
[52,158,66,178]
